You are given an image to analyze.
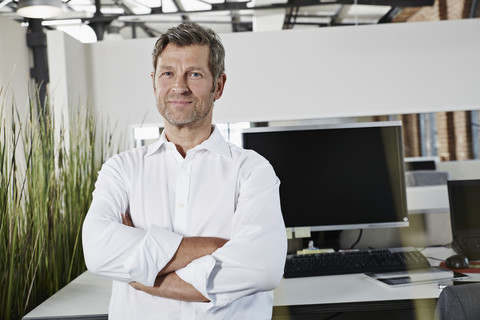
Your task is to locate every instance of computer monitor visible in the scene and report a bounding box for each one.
[242,121,409,232]
[404,157,438,171]
[448,179,480,236]
[447,179,480,259]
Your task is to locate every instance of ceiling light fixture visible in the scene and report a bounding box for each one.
[42,18,82,26]
[17,0,63,19]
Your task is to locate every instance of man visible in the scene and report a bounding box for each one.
[82,22,287,319]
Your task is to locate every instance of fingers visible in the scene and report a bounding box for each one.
[129,281,142,290]
[121,212,134,227]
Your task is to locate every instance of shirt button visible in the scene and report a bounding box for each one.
[178,203,185,208]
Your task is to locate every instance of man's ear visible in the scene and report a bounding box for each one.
[151,72,156,93]
[214,73,227,101]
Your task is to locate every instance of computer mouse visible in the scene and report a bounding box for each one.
[445,254,469,269]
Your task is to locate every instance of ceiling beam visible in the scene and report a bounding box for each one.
[210,0,434,12]
[117,0,433,22]
[378,6,403,23]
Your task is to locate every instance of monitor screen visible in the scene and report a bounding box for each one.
[447,179,480,236]
[242,121,409,232]
[404,157,437,171]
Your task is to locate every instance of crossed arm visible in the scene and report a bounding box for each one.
[122,213,227,302]
[83,157,286,308]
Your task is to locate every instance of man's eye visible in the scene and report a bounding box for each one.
[162,72,173,77]
[190,72,201,78]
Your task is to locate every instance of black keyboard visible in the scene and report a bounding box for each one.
[284,247,431,278]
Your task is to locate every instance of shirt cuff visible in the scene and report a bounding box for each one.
[176,255,228,310]
[124,225,183,286]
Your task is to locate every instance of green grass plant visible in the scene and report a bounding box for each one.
[0,87,116,320]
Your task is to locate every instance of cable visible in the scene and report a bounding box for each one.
[349,229,363,249]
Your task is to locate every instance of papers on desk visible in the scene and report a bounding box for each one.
[366,267,469,287]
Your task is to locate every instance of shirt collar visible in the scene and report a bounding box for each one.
[144,130,169,158]
[197,126,232,159]
[144,125,232,159]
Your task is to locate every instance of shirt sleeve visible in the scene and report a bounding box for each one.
[82,155,182,285]
[176,159,287,310]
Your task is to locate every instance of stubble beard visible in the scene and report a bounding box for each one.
[158,96,214,128]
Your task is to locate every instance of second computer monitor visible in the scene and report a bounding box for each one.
[242,121,409,232]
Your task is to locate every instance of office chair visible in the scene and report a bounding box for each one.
[435,283,480,320]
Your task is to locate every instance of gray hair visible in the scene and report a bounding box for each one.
[152,23,225,82]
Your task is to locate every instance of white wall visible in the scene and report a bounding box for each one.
[66,18,480,131]
[86,37,160,131]
[6,17,478,128]
[0,16,32,117]
[40,19,480,249]
[220,19,480,123]
[437,159,480,180]
[46,30,97,150]
[47,30,92,113]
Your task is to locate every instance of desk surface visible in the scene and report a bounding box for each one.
[23,247,464,319]
[23,271,111,319]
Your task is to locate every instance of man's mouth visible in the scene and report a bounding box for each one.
[168,99,193,107]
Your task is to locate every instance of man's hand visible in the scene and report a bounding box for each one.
[121,211,227,271]
[159,237,227,276]
[130,273,210,302]
[121,212,134,227]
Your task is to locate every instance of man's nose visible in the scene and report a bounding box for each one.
[172,76,189,93]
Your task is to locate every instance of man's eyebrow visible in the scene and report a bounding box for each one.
[157,65,206,71]
[186,66,207,71]
[157,65,173,70]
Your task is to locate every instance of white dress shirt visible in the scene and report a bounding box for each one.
[82,126,287,319]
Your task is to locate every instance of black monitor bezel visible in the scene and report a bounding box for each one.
[242,121,409,232]
[447,179,480,236]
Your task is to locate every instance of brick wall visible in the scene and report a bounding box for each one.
[408,0,469,21]
[400,114,422,157]
[453,111,474,160]
[398,0,475,161]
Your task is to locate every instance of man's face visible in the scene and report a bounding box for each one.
[152,44,225,128]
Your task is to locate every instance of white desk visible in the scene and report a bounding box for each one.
[23,247,460,320]
[22,272,111,319]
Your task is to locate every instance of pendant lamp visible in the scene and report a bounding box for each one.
[17,0,63,19]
